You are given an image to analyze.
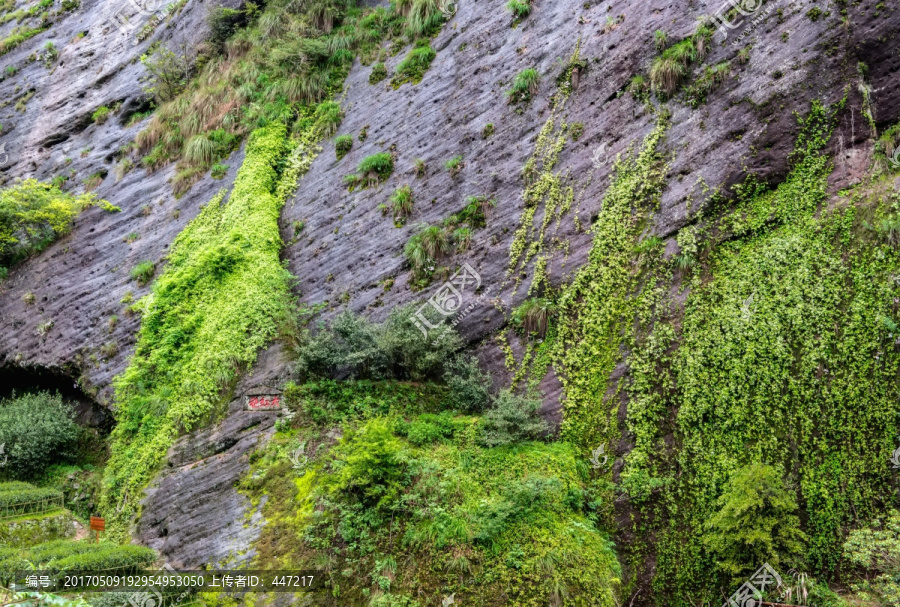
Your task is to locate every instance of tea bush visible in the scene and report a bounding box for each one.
[0,392,78,480]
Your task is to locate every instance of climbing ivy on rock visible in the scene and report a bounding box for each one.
[101,125,294,538]
[622,101,900,603]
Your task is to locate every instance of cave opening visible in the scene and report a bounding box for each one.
[0,364,112,430]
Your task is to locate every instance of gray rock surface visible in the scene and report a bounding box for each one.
[0,0,898,580]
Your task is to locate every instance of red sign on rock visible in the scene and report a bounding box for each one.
[245,394,281,411]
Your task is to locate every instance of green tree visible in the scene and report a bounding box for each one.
[703,463,806,581]
[322,418,409,509]
[480,390,549,447]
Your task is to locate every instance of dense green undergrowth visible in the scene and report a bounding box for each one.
[615,103,900,603]
[242,385,620,606]
[228,311,621,606]
[101,125,294,539]
[0,179,114,280]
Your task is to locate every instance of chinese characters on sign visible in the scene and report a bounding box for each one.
[244,394,281,411]
[412,263,483,337]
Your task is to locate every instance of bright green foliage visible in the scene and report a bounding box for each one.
[391,41,437,87]
[349,152,394,188]
[553,115,669,446]
[243,407,621,605]
[91,106,111,124]
[129,260,155,285]
[335,134,353,160]
[444,154,463,177]
[0,392,78,480]
[284,379,450,426]
[844,511,900,605]
[481,390,549,447]
[612,101,900,603]
[369,61,388,84]
[702,464,806,581]
[0,179,107,275]
[506,0,530,22]
[101,125,295,539]
[389,184,414,222]
[507,68,540,104]
[321,418,409,509]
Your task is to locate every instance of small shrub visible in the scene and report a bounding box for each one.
[506,0,530,21]
[480,390,549,447]
[392,43,437,87]
[507,68,540,104]
[322,418,409,509]
[628,74,650,101]
[482,123,494,139]
[314,101,343,137]
[36,320,53,337]
[210,163,228,179]
[403,0,446,38]
[292,307,463,383]
[653,30,669,52]
[335,134,353,160]
[649,24,713,97]
[452,226,472,252]
[0,392,78,480]
[0,179,103,273]
[445,155,464,177]
[703,463,805,582]
[91,106,110,124]
[405,224,450,278]
[570,122,584,141]
[22,292,35,305]
[390,185,414,221]
[83,171,106,191]
[414,158,426,177]
[369,62,388,84]
[443,355,491,412]
[130,260,155,285]
[511,297,556,338]
[353,152,394,187]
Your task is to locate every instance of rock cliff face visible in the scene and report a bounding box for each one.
[1,0,899,599]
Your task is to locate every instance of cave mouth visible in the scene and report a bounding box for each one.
[0,364,112,430]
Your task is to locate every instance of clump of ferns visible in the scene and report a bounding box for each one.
[648,23,714,98]
[506,0,531,24]
[507,68,540,105]
[405,224,451,281]
[387,184,414,226]
[511,297,557,339]
[394,0,446,38]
